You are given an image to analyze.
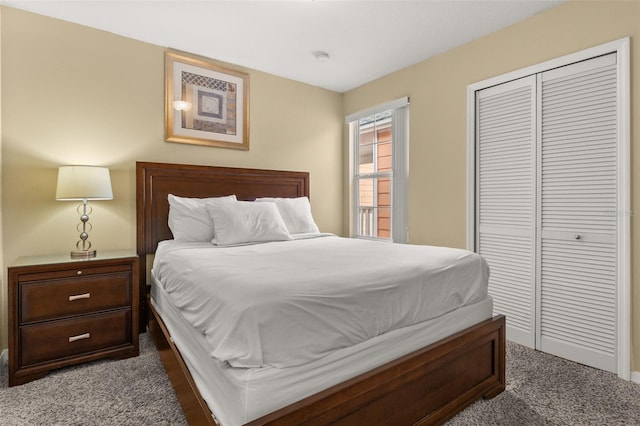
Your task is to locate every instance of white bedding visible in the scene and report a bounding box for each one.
[152,235,489,369]
[151,281,493,426]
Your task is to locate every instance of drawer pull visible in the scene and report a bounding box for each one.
[77,270,83,275]
[69,333,91,343]
[68,293,91,302]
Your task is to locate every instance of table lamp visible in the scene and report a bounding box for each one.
[56,165,113,259]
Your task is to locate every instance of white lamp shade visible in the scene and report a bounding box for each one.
[56,166,113,200]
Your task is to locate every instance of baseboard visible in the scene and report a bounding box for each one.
[631,371,640,384]
[0,349,7,369]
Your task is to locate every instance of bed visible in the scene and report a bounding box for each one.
[136,161,505,426]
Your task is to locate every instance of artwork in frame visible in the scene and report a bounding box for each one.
[165,50,249,150]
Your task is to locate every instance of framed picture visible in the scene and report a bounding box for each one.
[165,50,250,150]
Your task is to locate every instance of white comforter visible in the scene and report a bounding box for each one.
[152,235,489,368]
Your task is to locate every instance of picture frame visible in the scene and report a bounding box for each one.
[165,50,250,150]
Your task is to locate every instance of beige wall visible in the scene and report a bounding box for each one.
[343,0,640,372]
[0,7,344,349]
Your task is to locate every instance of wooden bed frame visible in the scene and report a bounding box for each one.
[136,161,506,426]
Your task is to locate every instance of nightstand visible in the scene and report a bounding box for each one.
[8,250,139,386]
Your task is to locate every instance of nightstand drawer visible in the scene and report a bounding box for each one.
[20,273,131,323]
[20,310,132,367]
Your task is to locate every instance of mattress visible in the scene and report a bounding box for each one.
[152,236,490,368]
[152,275,493,426]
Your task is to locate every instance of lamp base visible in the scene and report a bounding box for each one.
[70,249,97,259]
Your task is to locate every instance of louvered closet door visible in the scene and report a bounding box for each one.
[476,76,536,347]
[537,53,618,372]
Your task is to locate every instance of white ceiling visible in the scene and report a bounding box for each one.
[2,0,563,93]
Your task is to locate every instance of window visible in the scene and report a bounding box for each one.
[347,97,409,243]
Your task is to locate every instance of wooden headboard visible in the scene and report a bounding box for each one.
[135,161,310,327]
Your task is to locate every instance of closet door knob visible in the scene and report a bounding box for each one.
[575,234,582,240]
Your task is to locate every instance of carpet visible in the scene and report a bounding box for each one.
[0,333,187,425]
[1,335,639,425]
[446,342,640,425]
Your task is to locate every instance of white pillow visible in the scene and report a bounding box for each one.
[168,194,237,242]
[255,197,320,234]
[207,201,291,246]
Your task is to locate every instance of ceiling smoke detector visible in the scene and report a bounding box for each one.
[314,51,330,63]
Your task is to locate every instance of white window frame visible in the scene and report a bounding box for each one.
[347,97,409,243]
